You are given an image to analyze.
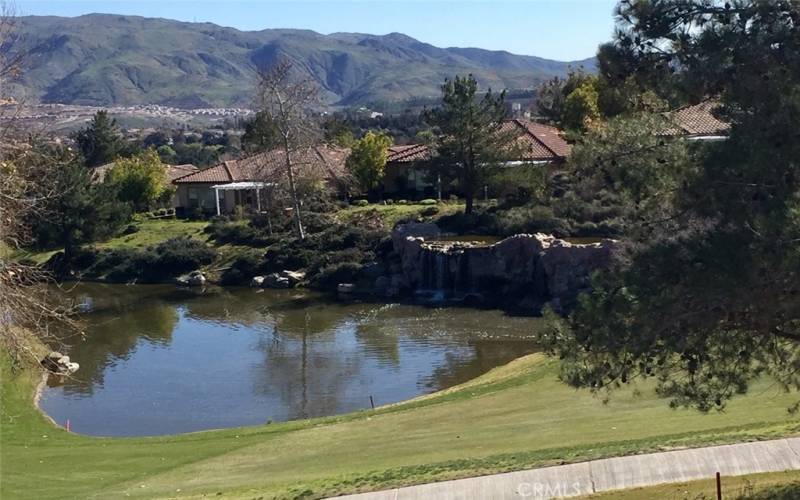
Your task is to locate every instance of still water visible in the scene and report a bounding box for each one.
[39,284,541,437]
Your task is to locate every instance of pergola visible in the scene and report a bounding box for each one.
[211,181,275,216]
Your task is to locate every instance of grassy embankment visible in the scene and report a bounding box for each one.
[2,333,799,499]
[8,203,463,269]
[581,470,800,499]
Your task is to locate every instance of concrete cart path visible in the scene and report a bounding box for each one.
[334,437,800,499]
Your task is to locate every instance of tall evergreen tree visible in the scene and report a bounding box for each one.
[33,149,131,263]
[425,75,512,214]
[543,0,800,412]
[73,110,125,167]
[241,111,280,153]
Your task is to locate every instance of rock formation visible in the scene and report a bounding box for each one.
[389,223,616,312]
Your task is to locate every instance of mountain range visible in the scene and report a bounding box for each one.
[10,14,596,109]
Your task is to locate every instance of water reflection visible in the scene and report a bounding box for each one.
[40,284,540,436]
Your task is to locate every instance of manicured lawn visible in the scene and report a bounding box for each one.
[2,340,798,499]
[581,470,800,499]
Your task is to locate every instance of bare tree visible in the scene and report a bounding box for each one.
[256,59,321,240]
[0,1,78,366]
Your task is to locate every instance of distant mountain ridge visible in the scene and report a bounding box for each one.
[9,14,596,108]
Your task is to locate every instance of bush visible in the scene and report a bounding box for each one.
[263,239,314,272]
[495,205,569,236]
[302,212,337,233]
[152,237,217,275]
[70,247,100,270]
[220,250,264,285]
[87,237,217,282]
[207,221,258,245]
[311,261,364,289]
[420,206,439,217]
[419,198,437,205]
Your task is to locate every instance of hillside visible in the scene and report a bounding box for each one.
[9,14,595,108]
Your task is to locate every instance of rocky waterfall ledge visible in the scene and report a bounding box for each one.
[387,223,617,312]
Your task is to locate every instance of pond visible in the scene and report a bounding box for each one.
[39,284,542,437]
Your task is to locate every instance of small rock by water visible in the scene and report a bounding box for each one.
[175,270,206,287]
[252,270,306,289]
[41,351,80,375]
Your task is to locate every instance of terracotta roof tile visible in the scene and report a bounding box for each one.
[93,162,199,183]
[387,144,431,163]
[173,145,350,185]
[500,119,571,161]
[166,164,199,182]
[386,120,570,166]
[667,100,730,137]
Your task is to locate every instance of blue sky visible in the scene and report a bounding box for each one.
[17,1,619,61]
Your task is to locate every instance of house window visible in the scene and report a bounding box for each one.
[188,187,199,208]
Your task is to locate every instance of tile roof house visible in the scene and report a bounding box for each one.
[91,162,199,184]
[172,145,349,215]
[383,120,570,197]
[665,100,730,139]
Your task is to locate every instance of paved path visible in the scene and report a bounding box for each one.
[335,437,800,499]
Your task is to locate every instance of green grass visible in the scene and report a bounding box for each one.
[581,470,800,499]
[98,217,209,250]
[2,337,798,500]
[4,218,211,265]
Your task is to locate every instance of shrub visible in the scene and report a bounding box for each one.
[311,261,364,289]
[302,212,337,233]
[495,205,569,236]
[151,237,217,276]
[220,250,264,285]
[263,240,314,273]
[420,206,439,216]
[99,248,157,282]
[207,222,258,245]
[70,247,100,270]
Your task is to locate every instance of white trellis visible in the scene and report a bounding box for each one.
[211,182,275,216]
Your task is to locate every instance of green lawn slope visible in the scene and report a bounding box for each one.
[2,337,798,499]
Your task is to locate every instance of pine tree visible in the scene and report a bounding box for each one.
[73,110,125,167]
